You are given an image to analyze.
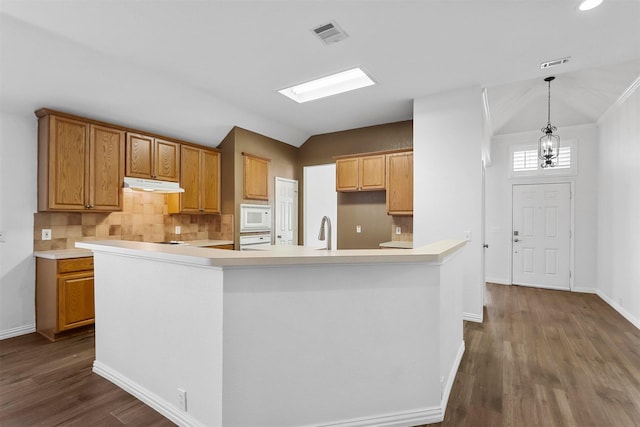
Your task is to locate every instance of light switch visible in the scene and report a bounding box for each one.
[395,226,402,235]
[42,229,52,240]
[356,225,361,233]
[175,226,181,235]
[464,230,471,242]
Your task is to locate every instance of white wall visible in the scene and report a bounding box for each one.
[597,86,640,328]
[303,164,337,249]
[0,112,38,338]
[413,87,484,322]
[485,125,599,291]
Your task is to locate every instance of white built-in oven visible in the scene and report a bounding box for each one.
[239,233,272,251]
[240,204,272,233]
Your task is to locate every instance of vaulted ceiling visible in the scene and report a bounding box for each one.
[1,1,639,148]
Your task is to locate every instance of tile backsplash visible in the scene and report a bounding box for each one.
[34,190,233,251]
[391,216,413,242]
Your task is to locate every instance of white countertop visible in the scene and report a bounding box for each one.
[379,241,413,249]
[76,239,466,267]
[35,239,234,259]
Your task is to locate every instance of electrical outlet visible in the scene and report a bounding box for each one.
[177,388,187,411]
[356,225,361,233]
[42,229,52,241]
[395,226,402,235]
[175,226,181,235]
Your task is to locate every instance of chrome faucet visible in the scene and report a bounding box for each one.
[318,216,332,250]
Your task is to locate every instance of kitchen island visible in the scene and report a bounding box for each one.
[76,240,466,427]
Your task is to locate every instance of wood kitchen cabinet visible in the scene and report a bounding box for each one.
[243,153,270,200]
[386,151,413,215]
[168,145,220,214]
[335,154,385,192]
[36,256,95,341]
[126,132,180,182]
[37,111,125,211]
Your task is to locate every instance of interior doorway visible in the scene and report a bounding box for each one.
[512,183,571,290]
[274,177,298,246]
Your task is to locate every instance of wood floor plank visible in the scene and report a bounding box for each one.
[2,283,639,426]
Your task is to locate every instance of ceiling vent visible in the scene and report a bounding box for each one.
[312,21,348,45]
[540,57,570,69]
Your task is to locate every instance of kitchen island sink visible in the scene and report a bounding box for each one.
[77,239,466,427]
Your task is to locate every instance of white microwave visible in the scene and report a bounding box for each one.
[240,204,272,232]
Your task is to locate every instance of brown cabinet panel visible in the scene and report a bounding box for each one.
[155,138,180,182]
[179,145,202,213]
[359,155,385,190]
[58,272,95,331]
[38,113,123,212]
[243,154,269,200]
[126,133,179,182]
[169,145,220,214]
[336,155,385,192]
[336,158,359,191]
[90,125,125,210]
[201,149,220,213]
[36,256,95,341]
[125,133,154,179]
[386,152,413,215]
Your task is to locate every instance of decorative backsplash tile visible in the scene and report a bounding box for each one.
[391,216,413,242]
[34,190,234,251]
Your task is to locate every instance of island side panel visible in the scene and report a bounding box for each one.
[222,263,442,427]
[92,252,223,427]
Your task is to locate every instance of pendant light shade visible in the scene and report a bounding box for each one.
[539,76,560,168]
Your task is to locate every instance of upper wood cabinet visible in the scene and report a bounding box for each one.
[336,154,385,192]
[168,145,220,214]
[386,152,413,216]
[126,133,180,182]
[243,153,269,200]
[37,113,125,211]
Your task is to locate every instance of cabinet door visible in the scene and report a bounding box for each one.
[126,133,154,179]
[47,116,90,210]
[386,152,413,215]
[336,158,359,191]
[89,125,125,211]
[58,271,95,331]
[180,145,202,212]
[243,154,269,200]
[201,149,220,213]
[154,138,180,182]
[359,155,385,191]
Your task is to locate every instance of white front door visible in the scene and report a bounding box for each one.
[275,177,298,245]
[512,183,571,290]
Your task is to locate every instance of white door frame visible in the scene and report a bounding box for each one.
[275,177,298,245]
[510,181,575,291]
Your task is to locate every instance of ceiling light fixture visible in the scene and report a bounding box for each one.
[578,0,603,11]
[539,76,560,168]
[278,67,375,103]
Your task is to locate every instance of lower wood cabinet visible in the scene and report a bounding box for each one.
[36,257,95,341]
[205,244,234,250]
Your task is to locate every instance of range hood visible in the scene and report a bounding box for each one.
[123,177,184,193]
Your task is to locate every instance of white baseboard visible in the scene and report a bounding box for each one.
[485,277,510,285]
[440,341,465,416]
[93,361,207,427]
[0,323,35,340]
[308,406,444,427]
[464,312,483,323]
[596,290,640,330]
[572,286,597,294]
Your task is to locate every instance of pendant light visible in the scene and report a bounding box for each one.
[539,76,560,168]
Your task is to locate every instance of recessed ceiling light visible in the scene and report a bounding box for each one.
[278,67,375,103]
[578,0,603,11]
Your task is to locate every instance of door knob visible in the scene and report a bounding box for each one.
[514,238,519,242]
[483,244,489,248]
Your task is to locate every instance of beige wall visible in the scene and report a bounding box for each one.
[219,127,299,245]
[298,121,413,249]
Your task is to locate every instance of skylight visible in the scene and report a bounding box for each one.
[278,67,375,103]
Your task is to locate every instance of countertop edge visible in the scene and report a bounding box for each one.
[76,239,466,267]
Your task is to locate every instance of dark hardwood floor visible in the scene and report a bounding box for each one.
[1,284,639,426]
